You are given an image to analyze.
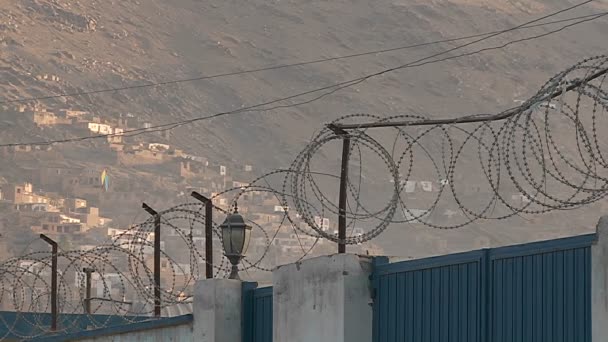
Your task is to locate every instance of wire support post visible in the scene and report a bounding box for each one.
[82,268,95,314]
[328,124,351,254]
[142,203,162,318]
[191,191,214,279]
[39,234,58,331]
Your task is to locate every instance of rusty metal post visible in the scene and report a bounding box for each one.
[83,268,95,314]
[142,203,161,317]
[191,191,214,279]
[40,234,58,330]
[328,124,351,254]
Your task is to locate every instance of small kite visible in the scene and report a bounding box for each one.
[100,169,110,192]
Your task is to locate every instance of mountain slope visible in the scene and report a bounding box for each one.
[1,0,607,256]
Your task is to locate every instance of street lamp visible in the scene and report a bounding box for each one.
[219,203,251,280]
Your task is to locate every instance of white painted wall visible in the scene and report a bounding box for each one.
[273,254,373,342]
[592,215,608,341]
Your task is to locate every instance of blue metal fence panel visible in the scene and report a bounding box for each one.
[372,233,594,342]
[242,284,272,342]
[372,250,485,342]
[253,287,273,342]
[488,234,593,342]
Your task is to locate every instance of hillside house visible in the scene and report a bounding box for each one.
[13,145,32,153]
[13,202,53,212]
[255,212,284,224]
[107,127,124,144]
[148,143,170,152]
[232,181,249,189]
[28,165,83,190]
[27,109,57,126]
[66,198,87,210]
[44,195,66,209]
[390,180,437,193]
[168,148,185,158]
[62,170,98,188]
[61,168,106,198]
[108,227,152,241]
[31,212,86,234]
[2,146,60,163]
[0,145,32,160]
[274,205,289,213]
[71,207,100,228]
[233,191,258,205]
[183,154,208,164]
[174,159,211,179]
[180,160,196,179]
[312,216,331,231]
[85,272,124,299]
[107,227,126,238]
[68,206,112,229]
[99,217,113,226]
[58,109,90,120]
[86,122,113,135]
[1,183,50,204]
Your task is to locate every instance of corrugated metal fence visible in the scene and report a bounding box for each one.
[242,283,273,342]
[371,234,594,342]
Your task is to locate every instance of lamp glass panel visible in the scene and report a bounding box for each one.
[242,226,252,255]
[230,226,245,255]
[222,226,233,254]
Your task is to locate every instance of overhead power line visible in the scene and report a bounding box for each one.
[0,1,604,148]
[0,9,604,105]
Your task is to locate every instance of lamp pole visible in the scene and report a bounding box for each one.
[142,203,161,318]
[40,234,58,331]
[191,191,214,279]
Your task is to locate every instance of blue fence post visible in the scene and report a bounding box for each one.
[481,248,490,342]
[242,282,258,342]
[370,256,389,342]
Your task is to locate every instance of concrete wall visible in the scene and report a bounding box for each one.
[273,254,373,342]
[29,315,193,342]
[74,322,192,342]
[193,279,242,342]
[592,215,608,341]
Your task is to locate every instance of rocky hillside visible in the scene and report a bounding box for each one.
[1,0,607,256]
